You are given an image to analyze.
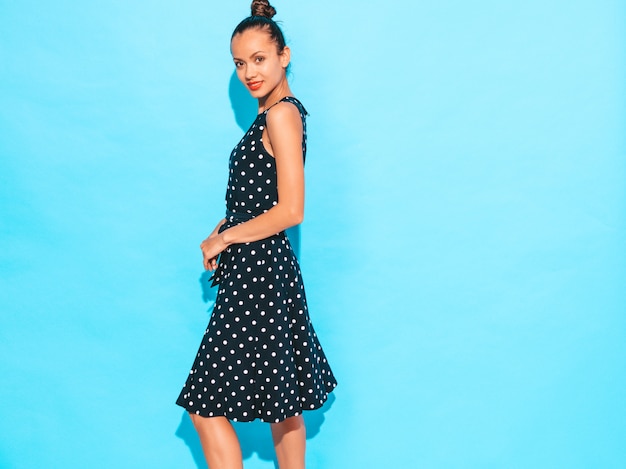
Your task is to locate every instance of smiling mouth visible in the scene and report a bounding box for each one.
[248,81,262,90]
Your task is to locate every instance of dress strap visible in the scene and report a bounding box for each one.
[280,96,308,116]
[264,96,308,116]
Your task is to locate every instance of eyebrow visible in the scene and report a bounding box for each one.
[232,50,266,61]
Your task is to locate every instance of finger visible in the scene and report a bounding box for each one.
[204,255,212,271]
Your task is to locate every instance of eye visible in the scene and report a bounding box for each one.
[234,61,244,68]
[255,56,265,63]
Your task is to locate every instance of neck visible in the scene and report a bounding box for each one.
[258,80,292,113]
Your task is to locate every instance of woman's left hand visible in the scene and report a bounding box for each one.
[200,227,228,271]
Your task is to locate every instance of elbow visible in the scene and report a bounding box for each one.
[295,213,304,225]
[276,201,304,227]
[290,209,304,226]
[285,206,304,226]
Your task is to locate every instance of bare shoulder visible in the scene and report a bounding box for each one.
[266,100,303,131]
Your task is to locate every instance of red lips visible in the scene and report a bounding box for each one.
[247,81,262,91]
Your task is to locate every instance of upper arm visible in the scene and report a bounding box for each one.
[265,102,305,214]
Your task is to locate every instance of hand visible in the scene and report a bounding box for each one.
[200,222,228,271]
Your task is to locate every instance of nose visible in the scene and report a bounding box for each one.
[245,64,257,81]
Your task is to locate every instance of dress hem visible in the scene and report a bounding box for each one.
[175,387,336,424]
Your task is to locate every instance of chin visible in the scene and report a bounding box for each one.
[249,83,279,101]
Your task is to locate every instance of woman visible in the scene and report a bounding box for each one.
[176,1,337,468]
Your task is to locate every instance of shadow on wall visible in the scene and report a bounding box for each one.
[229,70,257,133]
[199,270,218,313]
[175,394,336,469]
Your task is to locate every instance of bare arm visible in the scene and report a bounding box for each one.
[200,102,304,270]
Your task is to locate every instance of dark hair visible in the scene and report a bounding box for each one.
[231,0,286,54]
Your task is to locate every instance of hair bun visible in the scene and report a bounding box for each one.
[251,0,277,19]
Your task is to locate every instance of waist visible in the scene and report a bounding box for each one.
[221,210,285,239]
[225,210,258,223]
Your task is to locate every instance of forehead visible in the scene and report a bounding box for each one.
[231,28,275,56]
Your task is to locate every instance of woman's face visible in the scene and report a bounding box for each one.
[231,28,290,99]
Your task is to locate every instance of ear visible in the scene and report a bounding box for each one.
[280,46,291,69]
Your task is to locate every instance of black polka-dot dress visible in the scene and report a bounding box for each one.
[176,96,337,423]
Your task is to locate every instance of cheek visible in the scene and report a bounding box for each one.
[235,67,246,81]
[263,61,279,77]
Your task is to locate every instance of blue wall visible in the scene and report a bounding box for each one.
[1,1,624,468]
